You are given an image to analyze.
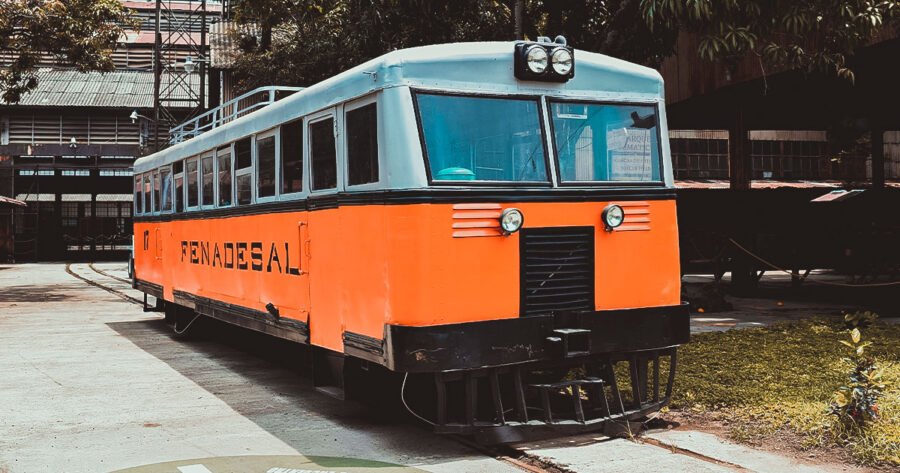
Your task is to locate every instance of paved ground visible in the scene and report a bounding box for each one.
[0,263,878,473]
[0,263,515,473]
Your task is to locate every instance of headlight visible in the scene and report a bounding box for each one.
[601,205,624,230]
[525,46,548,74]
[551,48,573,75]
[500,208,524,234]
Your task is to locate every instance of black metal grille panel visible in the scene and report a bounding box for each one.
[520,227,595,316]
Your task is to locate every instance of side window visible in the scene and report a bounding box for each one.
[235,137,252,205]
[281,120,303,194]
[256,133,277,199]
[310,118,336,191]
[217,147,232,207]
[186,158,199,208]
[152,169,161,213]
[142,173,152,213]
[346,102,378,186]
[159,166,173,212]
[201,153,214,207]
[174,161,184,213]
[134,175,142,214]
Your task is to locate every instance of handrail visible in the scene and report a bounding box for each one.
[168,85,303,145]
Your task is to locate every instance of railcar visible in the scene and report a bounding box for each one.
[132,37,689,443]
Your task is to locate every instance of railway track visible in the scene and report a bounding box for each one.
[63,262,738,473]
[63,262,566,472]
[65,262,144,306]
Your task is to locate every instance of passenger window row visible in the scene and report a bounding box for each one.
[134,101,379,215]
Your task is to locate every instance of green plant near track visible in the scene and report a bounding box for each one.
[672,318,899,467]
[829,328,886,426]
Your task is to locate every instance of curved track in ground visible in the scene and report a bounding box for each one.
[65,263,143,306]
[63,262,565,473]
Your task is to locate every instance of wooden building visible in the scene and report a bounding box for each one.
[659,32,900,289]
[0,1,222,262]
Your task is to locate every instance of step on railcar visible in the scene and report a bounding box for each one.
[132,37,689,443]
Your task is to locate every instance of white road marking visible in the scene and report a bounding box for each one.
[177,465,214,473]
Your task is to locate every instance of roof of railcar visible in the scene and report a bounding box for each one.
[134,41,664,173]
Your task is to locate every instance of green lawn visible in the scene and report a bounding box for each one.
[670,318,900,467]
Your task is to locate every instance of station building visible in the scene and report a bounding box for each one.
[0,1,223,262]
[660,31,900,288]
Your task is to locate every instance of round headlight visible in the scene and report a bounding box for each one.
[601,205,624,230]
[525,46,549,74]
[500,208,524,234]
[551,48,573,75]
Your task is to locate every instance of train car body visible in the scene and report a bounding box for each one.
[132,40,689,443]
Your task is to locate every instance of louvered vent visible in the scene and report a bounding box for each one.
[520,227,595,316]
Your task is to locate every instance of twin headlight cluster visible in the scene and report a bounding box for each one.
[514,36,574,82]
[499,205,624,235]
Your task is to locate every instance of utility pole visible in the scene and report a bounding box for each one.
[514,0,524,40]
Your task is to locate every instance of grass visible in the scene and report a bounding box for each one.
[669,318,900,467]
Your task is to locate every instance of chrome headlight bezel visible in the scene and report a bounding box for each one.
[550,47,573,75]
[601,204,625,231]
[499,208,525,234]
[525,45,549,74]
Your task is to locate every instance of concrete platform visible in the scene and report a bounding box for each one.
[0,263,874,473]
[0,263,518,473]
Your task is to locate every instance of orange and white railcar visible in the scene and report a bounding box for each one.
[132,38,689,443]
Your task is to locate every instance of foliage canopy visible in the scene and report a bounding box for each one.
[0,0,135,103]
[230,0,898,93]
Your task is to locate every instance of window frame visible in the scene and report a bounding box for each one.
[185,156,201,211]
[254,127,280,203]
[151,168,161,215]
[411,88,553,187]
[215,145,234,208]
[199,151,216,209]
[134,175,142,215]
[234,136,254,206]
[173,160,184,213]
[343,95,381,190]
[546,98,666,187]
[142,173,152,214]
[158,164,174,214]
[306,107,342,195]
[279,118,306,200]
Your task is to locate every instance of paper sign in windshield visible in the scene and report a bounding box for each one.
[607,126,653,181]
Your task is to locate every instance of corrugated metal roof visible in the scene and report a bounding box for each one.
[675,180,900,189]
[15,194,55,202]
[15,68,200,108]
[96,194,133,202]
[61,194,92,202]
[209,21,259,69]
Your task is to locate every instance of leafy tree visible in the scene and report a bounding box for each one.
[229,0,897,93]
[641,0,900,82]
[230,0,675,92]
[0,0,135,103]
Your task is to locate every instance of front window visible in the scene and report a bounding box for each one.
[551,101,661,183]
[416,93,548,183]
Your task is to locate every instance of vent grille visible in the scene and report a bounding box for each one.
[520,227,595,316]
[614,201,651,231]
[451,203,502,238]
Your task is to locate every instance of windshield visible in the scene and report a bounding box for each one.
[550,101,662,183]
[416,93,549,183]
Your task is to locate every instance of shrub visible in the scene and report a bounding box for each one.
[828,328,886,427]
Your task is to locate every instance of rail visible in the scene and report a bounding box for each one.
[168,86,303,144]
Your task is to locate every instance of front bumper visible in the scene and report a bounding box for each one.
[382,303,690,373]
[355,304,689,443]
